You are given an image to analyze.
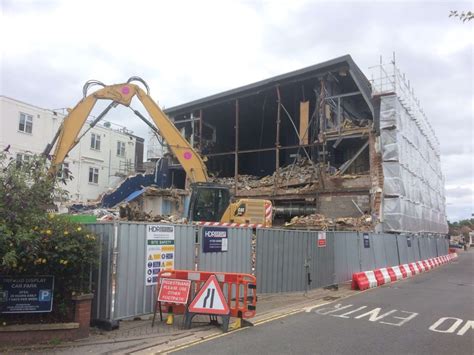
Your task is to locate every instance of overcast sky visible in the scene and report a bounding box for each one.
[1,0,473,221]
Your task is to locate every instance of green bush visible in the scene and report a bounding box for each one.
[0,152,99,323]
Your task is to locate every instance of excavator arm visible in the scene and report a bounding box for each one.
[48,78,272,226]
[49,79,209,183]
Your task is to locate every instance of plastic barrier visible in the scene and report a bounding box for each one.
[352,254,457,291]
[153,270,257,325]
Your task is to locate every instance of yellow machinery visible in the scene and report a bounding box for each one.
[46,77,272,226]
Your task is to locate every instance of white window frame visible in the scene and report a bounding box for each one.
[90,133,101,151]
[88,167,99,184]
[18,112,33,134]
[116,141,126,157]
[57,162,70,179]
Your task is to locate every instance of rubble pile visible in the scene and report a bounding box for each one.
[213,158,318,190]
[285,213,373,231]
[119,204,186,223]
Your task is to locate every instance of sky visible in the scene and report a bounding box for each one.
[1,0,473,221]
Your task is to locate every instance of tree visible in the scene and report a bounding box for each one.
[0,152,98,324]
[450,11,474,22]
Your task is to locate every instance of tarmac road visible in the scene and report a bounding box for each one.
[173,250,474,355]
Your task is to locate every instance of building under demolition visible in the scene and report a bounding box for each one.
[158,55,447,235]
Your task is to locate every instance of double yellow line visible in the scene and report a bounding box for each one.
[162,307,313,354]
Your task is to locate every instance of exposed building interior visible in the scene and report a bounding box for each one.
[163,55,381,225]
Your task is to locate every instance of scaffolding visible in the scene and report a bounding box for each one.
[370,55,448,234]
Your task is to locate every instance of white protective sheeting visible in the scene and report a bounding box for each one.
[379,95,448,234]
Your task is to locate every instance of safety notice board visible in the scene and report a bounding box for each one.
[146,225,175,286]
[203,226,228,253]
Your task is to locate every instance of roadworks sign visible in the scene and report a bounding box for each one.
[188,275,230,315]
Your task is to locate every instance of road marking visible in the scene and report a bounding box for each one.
[303,302,332,313]
[354,308,398,322]
[312,304,419,327]
[314,303,354,315]
[457,320,474,336]
[379,311,418,327]
[332,306,367,318]
[429,318,474,336]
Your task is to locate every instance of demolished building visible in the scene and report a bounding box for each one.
[160,55,447,235]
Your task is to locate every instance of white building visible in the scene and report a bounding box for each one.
[0,96,144,202]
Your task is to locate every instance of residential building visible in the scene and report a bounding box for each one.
[0,96,144,202]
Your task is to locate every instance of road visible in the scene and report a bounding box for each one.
[173,251,474,355]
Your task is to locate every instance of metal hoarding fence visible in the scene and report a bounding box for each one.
[87,223,115,321]
[334,232,361,284]
[86,222,196,322]
[256,228,308,293]
[198,226,252,274]
[256,229,336,293]
[87,222,450,317]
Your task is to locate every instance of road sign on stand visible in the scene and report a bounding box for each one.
[188,275,230,315]
[185,274,230,332]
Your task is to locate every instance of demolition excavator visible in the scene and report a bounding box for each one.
[44,77,272,226]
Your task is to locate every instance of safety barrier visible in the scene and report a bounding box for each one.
[154,270,257,320]
[195,221,264,228]
[352,253,457,291]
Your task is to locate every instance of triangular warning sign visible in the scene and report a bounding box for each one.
[188,275,230,315]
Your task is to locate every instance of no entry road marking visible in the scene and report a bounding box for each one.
[310,303,473,336]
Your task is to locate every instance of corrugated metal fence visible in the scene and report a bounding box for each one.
[86,222,252,322]
[256,229,335,293]
[256,230,449,292]
[86,222,449,320]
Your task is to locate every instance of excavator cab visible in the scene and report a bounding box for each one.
[188,183,231,222]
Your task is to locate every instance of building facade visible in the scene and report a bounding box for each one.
[0,96,144,202]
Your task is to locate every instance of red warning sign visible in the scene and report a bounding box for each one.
[318,231,327,247]
[188,275,230,315]
[157,278,191,304]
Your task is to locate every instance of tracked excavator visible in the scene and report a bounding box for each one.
[44,77,272,227]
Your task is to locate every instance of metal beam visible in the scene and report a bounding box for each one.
[234,99,239,195]
[324,91,361,100]
[275,85,281,188]
[338,140,369,175]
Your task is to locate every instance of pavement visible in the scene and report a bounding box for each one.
[1,278,359,354]
[172,250,474,355]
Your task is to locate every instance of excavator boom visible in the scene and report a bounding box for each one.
[50,80,208,183]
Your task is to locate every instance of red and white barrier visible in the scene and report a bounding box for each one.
[195,221,264,228]
[352,253,458,291]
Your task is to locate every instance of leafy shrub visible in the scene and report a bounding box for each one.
[0,152,99,323]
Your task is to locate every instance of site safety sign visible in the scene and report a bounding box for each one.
[188,275,230,315]
[146,225,175,286]
[157,279,191,304]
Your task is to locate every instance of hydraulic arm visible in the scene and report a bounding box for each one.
[49,77,208,183]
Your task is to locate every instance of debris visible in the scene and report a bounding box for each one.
[285,213,373,231]
[212,157,318,190]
